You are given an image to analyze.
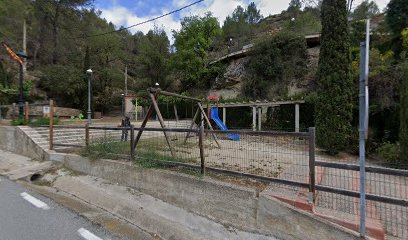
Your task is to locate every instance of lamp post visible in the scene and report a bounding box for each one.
[16,52,28,117]
[121,93,125,116]
[86,69,93,125]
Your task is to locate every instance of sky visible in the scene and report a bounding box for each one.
[94,0,390,42]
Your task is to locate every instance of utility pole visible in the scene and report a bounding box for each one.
[125,65,128,96]
[358,19,370,238]
[23,19,27,74]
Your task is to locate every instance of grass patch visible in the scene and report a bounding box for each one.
[135,149,197,168]
[81,137,130,160]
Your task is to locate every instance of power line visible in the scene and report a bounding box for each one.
[73,0,204,39]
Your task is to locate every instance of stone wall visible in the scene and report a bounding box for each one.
[1,104,80,119]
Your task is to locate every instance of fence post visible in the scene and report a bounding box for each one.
[199,125,205,175]
[25,101,29,124]
[85,123,89,146]
[130,124,135,160]
[308,127,316,203]
[49,99,54,150]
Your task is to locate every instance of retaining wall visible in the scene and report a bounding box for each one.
[0,126,47,161]
[0,126,361,239]
[64,155,360,240]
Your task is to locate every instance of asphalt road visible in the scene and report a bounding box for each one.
[0,176,116,240]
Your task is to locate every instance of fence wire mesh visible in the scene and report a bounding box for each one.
[203,130,310,182]
[38,123,408,239]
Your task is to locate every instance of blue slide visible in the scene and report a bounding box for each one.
[210,107,240,141]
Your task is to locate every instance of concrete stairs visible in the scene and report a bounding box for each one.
[18,120,194,152]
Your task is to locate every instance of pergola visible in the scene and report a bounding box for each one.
[207,99,305,132]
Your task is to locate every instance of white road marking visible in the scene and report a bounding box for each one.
[20,192,50,210]
[78,228,103,240]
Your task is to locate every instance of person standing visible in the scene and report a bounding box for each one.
[121,116,131,141]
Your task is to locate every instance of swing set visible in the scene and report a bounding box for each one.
[132,88,221,156]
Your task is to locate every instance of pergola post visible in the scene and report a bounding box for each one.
[222,107,226,125]
[295,103,300,132]
[257,107,262,131]
[252,106,256,131]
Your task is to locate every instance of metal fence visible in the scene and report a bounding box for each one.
[46,125,408,239]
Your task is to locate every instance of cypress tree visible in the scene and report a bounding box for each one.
[400,63,408,164]
[315,0,353,154]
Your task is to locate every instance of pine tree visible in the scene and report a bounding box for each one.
[315,0,353,154]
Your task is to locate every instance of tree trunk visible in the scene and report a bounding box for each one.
[52,4,60,64]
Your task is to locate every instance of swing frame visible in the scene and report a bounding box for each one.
[132,88,220,156]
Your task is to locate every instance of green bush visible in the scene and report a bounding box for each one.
[11,117,30,126]
[377,142,401,166]
[30,117,60,126]
[244,33,308,99]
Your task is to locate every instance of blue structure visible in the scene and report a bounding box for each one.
[210,107,240,141]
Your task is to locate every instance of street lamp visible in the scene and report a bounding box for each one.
[86,69,93,125]
[155,82,159,87]
[121,93,125,116]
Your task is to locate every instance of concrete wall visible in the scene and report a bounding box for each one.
[64,155,360,240]
[0,126,47,161]
[0,126,360,239]
[2,104,80,118]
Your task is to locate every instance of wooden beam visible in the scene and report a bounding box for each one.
[148,88,202,102]
[173,104,179,122]
[295,104,300,132]
[211,100,305,108]
[257,107,262,131]
[183,107,200,144]
[132,103,154,150]
[252,106,256,131]
[49,99,54,150]
[197,102,220,148]
[148,92,175,156]
[222,107,226,125]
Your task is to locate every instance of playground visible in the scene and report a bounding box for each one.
[20,87,405,240]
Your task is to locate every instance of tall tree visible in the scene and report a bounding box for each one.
[172,13,221,89]
[401,62,408,165]
[315,0,353,154]
[400,29,408,164]
[246,2,262,24]
[222,2,262,41]
[386,0,408,38]
[351,0,379,20]
[136,27,170,88]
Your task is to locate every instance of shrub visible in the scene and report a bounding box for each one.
[30,117,60,126]
[377,142,401,167]
[244,32,308,99]
[11,117,30,126]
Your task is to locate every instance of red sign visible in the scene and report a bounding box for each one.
[3,44,23,65]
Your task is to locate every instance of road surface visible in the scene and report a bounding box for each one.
[0,176,116,240]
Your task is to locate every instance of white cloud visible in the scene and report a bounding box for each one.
[99,0,391,44]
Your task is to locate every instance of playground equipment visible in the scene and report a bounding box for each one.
[132,88,221,156]
[207,96,240,141]
[209,107,240,141]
